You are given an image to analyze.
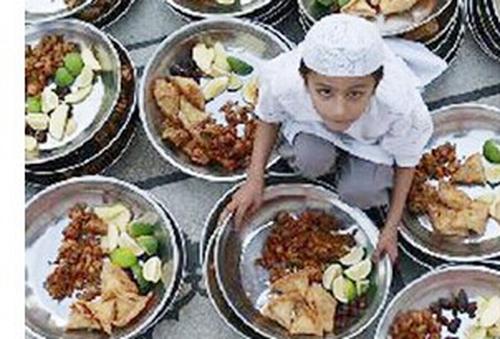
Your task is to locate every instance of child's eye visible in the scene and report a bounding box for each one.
[346,91,364,100]
[316,88,332,97]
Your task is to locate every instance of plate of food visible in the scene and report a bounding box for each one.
[299,0,452,36]
[140,18,291,181]
[25,176,183,338]
[25,20,121,166]
[26,0,93,24]
[376,265,500,338]
[403,104,500,262]
[213,183,392,338]
[164,0,272,18]
[76,0,137,28]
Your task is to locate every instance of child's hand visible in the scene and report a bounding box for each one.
[373,224,399,264]
[220,177,265,228]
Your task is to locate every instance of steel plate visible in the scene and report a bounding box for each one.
[25,176,182,338]
[401,104,500,262]
[298,0,452,37]
[25,20,122,166]
[140,18,290,182]
[376,265,500,338]
[164,0,272,18]
[214,183,392,338]
[26,0,93,24]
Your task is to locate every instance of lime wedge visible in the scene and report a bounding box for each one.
[339,246,365,266]
[227,56,253,76]
[332,276,356,304]
[137,236,159,256]
[118,231,144,256]
[110,247,137,268]
[356,279,370,296]
[484,139,500,164]
[344,258,372,281]
[128,222,155,237]
[322,264,343,290]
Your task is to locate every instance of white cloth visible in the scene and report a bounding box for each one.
[255,38,446,167]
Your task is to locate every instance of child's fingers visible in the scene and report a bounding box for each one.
[219,202,236,226]
[235,201,251,228]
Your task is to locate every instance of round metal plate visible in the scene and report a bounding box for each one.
[79,0,138,29]
[25,20,122,166]
[416,0,458,45]
[214,183,392,338]
[26,0,93,25]
[25,176,182,338]
[26,35,137,178]
[204,228,265,339]
[376,265,500,338]
[429,5,463,60]
[476,0,500,53]
[298,0,452,37]
[466,0,500,61]
[164,0,272,18]
[140,18,291,182]
[425,0,461,52]
[401,104,500,262]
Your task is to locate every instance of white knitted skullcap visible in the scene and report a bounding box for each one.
[301,14,385,77]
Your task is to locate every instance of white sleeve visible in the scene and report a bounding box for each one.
[380,95,433,167]
[254,67,287,123]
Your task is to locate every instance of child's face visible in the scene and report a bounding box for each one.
[305,71,377,132]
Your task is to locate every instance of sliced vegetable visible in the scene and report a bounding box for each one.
[110,247,138,268]
[339,246,364,266]
[81,47,101,71]
[26,96,42,113]
[131,264,152,294]
[64,85,92,104]
[480,296,500,327]
[484,139,500,164]
[203,77,229,101]
[48,103,69,140]
[192,43,215,75]
[25,135,38,152]
[227,56,254,76]
[137,236,159,256]
[242,76,259,106]
[332,276,356,304]
[106,223,120,253]
[26,113,49,131]
[128,222,155,237]
[118,232,145,256]
[65,118,77,137]
[74,66,93,89]
[55,67,75,88]
[41,87,59,113]
[213,42,231,72]
[143,256,162,283]
[322,263,343,290]
[227,74,243,91]
[344,258,372,281]
[94,203,132,232]
[64,52,84,77]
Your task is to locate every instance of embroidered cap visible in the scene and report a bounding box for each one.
[301,14,385,77]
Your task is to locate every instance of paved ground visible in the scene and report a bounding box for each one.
[25,0,500,338]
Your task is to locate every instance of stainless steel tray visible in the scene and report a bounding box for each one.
[25,176,183,338]
[214,183,392,338]
[26,0,93,25]
[376,265,500,338]
[401,104,500,262]
[25,20,122,166]
[164,0,272,19]
[140,18,291,182]
[299,0,453,37]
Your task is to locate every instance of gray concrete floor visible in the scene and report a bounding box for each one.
[25,0,500,338]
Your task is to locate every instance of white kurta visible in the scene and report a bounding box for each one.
[255,41,441,168]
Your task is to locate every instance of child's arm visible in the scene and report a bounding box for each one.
[221,120,279,227]
[374,166,415,263]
